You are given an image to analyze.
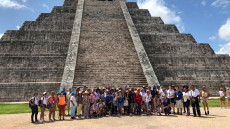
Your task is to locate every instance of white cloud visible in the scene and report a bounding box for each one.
[0,33,3,39]
[21,0,27,3]
[218,18,230,41]
[42,3,49,10]
[209,36,216,41]
[0,0,27,9]
[16,26,20,30]
[211,0,229,8]
[201,0,206,6]
[216,42,230,55]
[137,0,184,32]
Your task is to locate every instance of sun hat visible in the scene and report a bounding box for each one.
[43,92,47,95]
[59,90,64,94]
[72,92,76,95]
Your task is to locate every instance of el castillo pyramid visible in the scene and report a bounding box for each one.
[0,0,229,101]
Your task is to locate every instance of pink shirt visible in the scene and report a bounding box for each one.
[90,93,96,103]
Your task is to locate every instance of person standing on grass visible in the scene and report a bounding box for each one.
[167,85,175,114]
[190,85,201,117]
[218,88,226,109]
[70,92,77,119]
[40,92,48,123]
[134,90,142,115]
[227,88,230,108]
[48,91,57,121]
[66,88,72,116]
[201,86,211,115]
[183,86,190,116]
[57,90,66,120]
[29,93,39,123]
[77,91,83,118]
[175,87,183,115]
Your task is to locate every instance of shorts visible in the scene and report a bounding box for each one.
[220,96,225,101]
[145,102,151,109]
[202,98,208,103]
[40,104,47,108]
[130,103,135,108]
[176,100,183,108]
[168,98,175,104]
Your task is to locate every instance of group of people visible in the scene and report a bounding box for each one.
[29,85,230,123]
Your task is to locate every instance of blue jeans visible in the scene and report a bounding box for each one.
[31,106,38,122]
[136,103,141,115]
[71,106,76,117]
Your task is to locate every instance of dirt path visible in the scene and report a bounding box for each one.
[0,107,229,129]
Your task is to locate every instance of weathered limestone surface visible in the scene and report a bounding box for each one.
[0,0,78,101]
[126,2,230,95]
[73,0,148,88]
[60,0,85,90]
[120,1,159,86]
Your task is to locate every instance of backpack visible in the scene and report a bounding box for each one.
[39,97,45,106]
[29,97,35,108]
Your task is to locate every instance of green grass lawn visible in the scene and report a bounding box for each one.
[0,99,229,114]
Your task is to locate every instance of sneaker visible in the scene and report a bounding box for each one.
[49,118,53,122]
[207,111,209,115]
[63,118,65,120]
[53,118,56,121]
[40,120,43,123]
[205,112,207,115]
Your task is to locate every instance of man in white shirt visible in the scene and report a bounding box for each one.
[29,93,39,123]
[190,85,201,117]
[70,92,77,119]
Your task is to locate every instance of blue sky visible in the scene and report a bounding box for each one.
[0,0,230,54]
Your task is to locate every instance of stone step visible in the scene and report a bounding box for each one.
[128,9,151,17]
[135,24,179,34]
[131,16,164,24]
[63,0,78,6]
[143,42,215,55]
[36,13,75,22]
[51,6,77,13]
[126,2,139,9]
[0,70,64,83]
[139,33,197,43]
[0,82,60,102]
[149,54,230,66]
[1,30,72,42]
[20,21,74,31]
[0,56,66,68]
[0,41,69,54]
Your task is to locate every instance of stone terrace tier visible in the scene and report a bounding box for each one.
[0,0,79,101]
[73,0,148,88]
[126,2,230,95]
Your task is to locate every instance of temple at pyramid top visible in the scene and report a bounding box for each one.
[0,0,229,101]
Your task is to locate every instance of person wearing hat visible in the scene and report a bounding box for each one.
[57,90,66,120]
[40,92,48,123]
[83,91,90,118]
[70,92,77,119]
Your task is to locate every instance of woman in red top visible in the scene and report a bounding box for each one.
[58,90,66,120]
[48,91,57,121]
[134,91,142,115]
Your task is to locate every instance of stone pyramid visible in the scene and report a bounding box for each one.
[0,0,229,101]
